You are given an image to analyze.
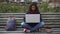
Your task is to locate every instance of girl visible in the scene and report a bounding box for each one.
[6,16,16,31]
[21,3,44,32]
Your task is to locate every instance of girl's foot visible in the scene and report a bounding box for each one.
[44,27,53,33]
[23,29,30,32]
[36,29,40,32]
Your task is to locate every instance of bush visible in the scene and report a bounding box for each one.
[0,3,60,13]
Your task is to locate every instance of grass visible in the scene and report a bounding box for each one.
[0,3,60,13]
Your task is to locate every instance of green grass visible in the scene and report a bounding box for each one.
[0,3,60,13]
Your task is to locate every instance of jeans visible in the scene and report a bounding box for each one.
[21,21,44,32]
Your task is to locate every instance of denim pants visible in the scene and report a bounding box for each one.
[21,21,44,32]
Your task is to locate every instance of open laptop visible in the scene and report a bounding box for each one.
[25,14,40,23]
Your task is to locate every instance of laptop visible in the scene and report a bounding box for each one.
[25,14,40,23]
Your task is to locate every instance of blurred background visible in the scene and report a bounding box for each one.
[0,0,60,13]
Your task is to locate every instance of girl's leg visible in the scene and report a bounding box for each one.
[21,22,31,32]
[21,22,31,29]
[30,21,44,32]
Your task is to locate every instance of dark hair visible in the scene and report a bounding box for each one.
[29,3,39,12]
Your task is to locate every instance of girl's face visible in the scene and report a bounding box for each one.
[31,6,36,11]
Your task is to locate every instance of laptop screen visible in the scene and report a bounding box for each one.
[25,14,40,23]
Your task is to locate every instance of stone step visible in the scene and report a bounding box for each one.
[0,24,60,28]
[0,20,60,23]
[0,23,60,26]
[0,13,60,18]
[0,13,60,15]
[0,18,60,22]
[0,13,60,34]
[0,28,60,32]
[0,32,60,34]
[0,15,60,18]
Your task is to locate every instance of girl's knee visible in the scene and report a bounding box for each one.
[21,22,25,25]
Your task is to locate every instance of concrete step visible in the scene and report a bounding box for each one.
[0,15,60,18]
[0,13,60,18]
[0,18,60,20]
[0,28,60,32]
[0,24,60,28]
[0,19,60,22]
[0,20,60,23]
[0,13,60,34]
[0,23,60,26]
[0,28,24,31]
[0,29,60,34]
[0,18,60,23]
[0,19,60,23]
[0,32,60,34]
[0,13,60,15]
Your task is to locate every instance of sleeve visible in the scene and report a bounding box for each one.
[40,14,43,22]
[23,17,25,22]
[23,12,29,22]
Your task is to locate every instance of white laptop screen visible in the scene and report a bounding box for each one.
[25,14,40,23]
